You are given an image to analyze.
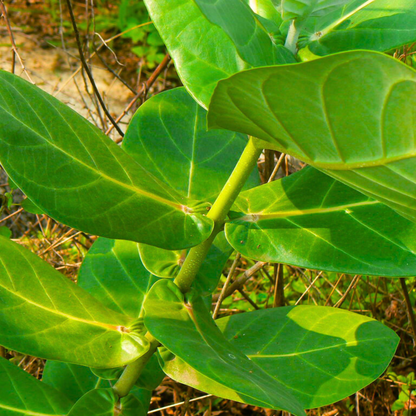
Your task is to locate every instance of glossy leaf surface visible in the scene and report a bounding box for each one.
[78,238,158,318]
[218,307,397,408]
[0,357,73,415]
[0,71,213,250]
[304,0,416,56]
[123,88,260,203]
[144,280,305,415]
[209,51,416,223]
[0,236,148,368]
[143,0,295,107]
[226,167,416,276]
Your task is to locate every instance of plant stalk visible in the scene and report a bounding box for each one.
[114,138,261,397]
[174,137,262,293]
[113,333,159,398]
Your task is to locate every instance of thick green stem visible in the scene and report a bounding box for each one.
[113,138,261,398]
[284,19,300,55]
[174,137,262,293]
[113,333,159,398]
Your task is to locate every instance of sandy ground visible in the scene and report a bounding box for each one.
[0,31,137,139]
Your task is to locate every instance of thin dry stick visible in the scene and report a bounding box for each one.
[0,207,23,224]
[334,275,361,308]
[147,394,212,414]
[110,53,172,140]
[268,153,286,183]
[324,273,345,306]
[213,261,267,301]
[273,263,285,307]
[0,0,34,83]
[295,271,323,305]
[400,278,416,347]
[213,253,241,319]
[65,0,124,137]
[237,287,259,310]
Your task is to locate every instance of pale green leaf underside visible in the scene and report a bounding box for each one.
[143,0,295,107]
[226,166,416,276]
[0,71,213,250]
[0,357,73,416]
[144,280,305,416]
[0,236,148,368]
[209,51,416,223]
[305,0,416,56]
[217,307,398,409]
[279,0,351,21]
[123,88,260,203]
[78,238,158,318]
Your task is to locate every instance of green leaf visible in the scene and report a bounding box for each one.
[67,388,117,416]
[21,197,44,214]
[143,0,295,107]
[226,166,416,276]
[304,0,416,56]
[277,0,350,21]
[43,361,159,414]
[144,280,305,415]
[123,88,260,203]
[243,0,283,26]
[0,71,213,250]
[0,357,73,415]
[139,232,233,295]
[78,238,158,317]
[0,226,11,238]
[43,361,111,402]
[0,236,148,368]
[208,50,416,224]
[217,306,398,408]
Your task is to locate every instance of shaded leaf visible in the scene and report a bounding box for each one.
[277,0,350,21]
[209,51,416,223]
[0,236,148,368]
[139,232,233,296]
[304,0,416,56]
[67,388,117,416]
[144,280,305,415]
[43,361,111,402]
[0,226,11,238]
[21,197,44,214]
[226,167,416,276]
[0,357,73,415]
[143,0,295,107]
[0,71,213,250]
[221,307,397,408]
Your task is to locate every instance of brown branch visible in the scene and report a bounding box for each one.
[110,53,172,141]
[400,278,416,347]
[65,0,125,137]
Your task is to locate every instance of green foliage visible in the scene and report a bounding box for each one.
[1,0,416,414]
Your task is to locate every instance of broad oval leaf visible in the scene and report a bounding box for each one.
[209,51,416,223]
[0,236,148,368]
[144,280,305,416]
[78,238,159,318]
[226,167,416,276]
[0,357,73,415]
[123,88,260,203]
[0,71,213,250]
[304,0,416,56]
[143,0,295,107]
[220,307,397,408]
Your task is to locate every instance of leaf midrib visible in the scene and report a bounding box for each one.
[236,199,377,221]
[0,80,186,212]
[0,403,65,416]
